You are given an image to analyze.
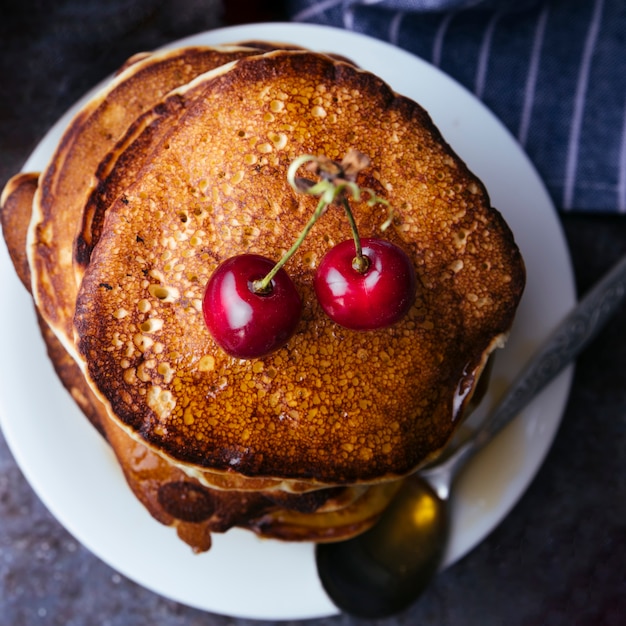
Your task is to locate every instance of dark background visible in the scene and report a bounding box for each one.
[0,1,624,624]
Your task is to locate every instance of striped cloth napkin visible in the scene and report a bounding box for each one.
[287,0,626,213]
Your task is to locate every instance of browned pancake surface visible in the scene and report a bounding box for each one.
[103,411,397,550]
[73,94,189,273]
[1,173,106,435]
[75,50,524,485]
[1,172,39,289]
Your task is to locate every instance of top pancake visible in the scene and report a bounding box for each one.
[74,50,525,486]
[27,44,267,357]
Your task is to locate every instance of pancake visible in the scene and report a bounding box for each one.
[1,172,39,289]
[74,50,525,488]
[101,409,399,551]
[27,44,268,359]
[1,173,106,435]
[73,90,190,276]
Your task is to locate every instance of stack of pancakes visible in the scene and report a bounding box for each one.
[1,42,525,552]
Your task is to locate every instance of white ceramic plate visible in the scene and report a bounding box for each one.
[0,23,575,620]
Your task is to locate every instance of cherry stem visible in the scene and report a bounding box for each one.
[340,196,369,274]
[253,152,388,292]
[251,195,328,294]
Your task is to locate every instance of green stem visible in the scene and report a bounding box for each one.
[341,196,368,273]
[252,196,329,293]
[261,153,382,290]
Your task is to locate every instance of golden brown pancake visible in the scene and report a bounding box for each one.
[1,173,106,435]
[73,92,188,275]
[101,410,399,551]
[75,50,524,488]
[1,172,39,289]
[27,45,269,357]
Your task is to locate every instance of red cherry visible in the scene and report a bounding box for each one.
[314,238,416,330]
[203,254,302,359]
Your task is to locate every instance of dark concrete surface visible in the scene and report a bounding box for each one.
[1,1,624,624]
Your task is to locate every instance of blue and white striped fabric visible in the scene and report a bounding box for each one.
[287,0,626,213]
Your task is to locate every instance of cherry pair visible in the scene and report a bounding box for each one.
[202,152,417,359]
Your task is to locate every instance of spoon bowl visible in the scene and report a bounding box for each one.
[316,476,448,618]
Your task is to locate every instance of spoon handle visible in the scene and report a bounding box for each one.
[422,253,626,489]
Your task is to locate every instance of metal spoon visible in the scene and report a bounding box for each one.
[316,254,626,618]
